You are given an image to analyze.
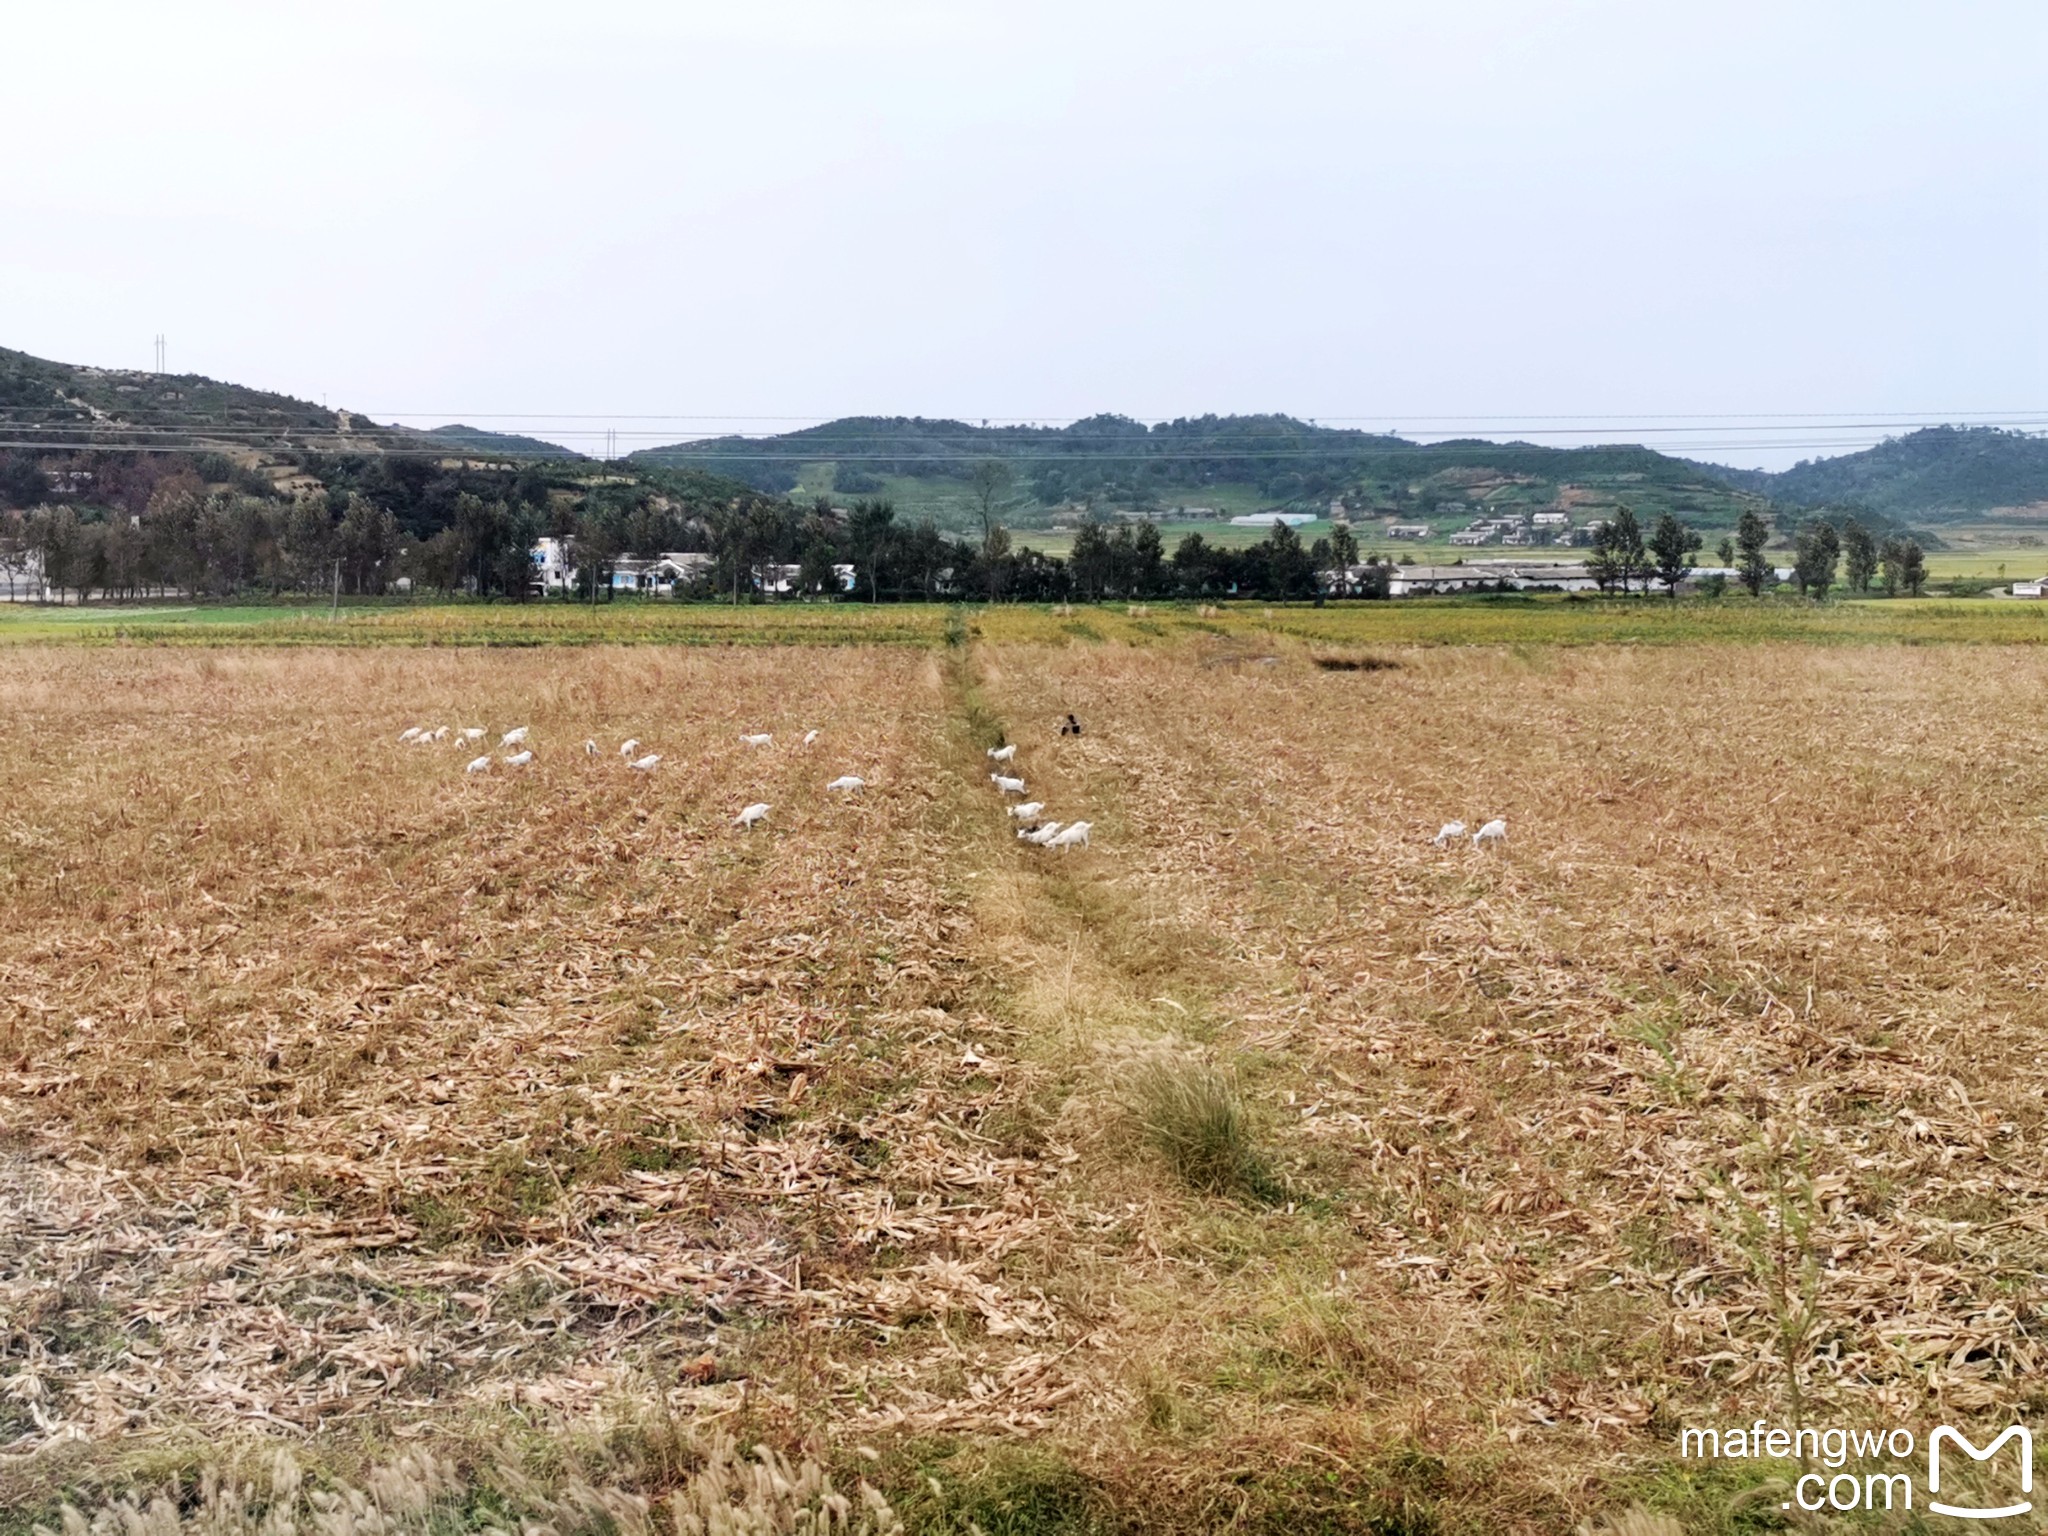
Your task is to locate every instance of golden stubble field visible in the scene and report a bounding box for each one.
[4,637,2048,1532]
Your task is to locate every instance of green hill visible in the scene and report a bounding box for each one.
[628,413,1765,535]
[1699,427,2048,520]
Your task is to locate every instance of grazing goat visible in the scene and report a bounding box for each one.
[987,744,1017,764]
[430,726,450,742]
[585,739,599,757]
[1472,818,1507,848]
[736,802,770,829]
[398,726,423,743]
[1048,821,1092,850]
[628,754,661,772]
[619,738,640,758]
[1018,821,1062,846]
[990,774,1026,795]
[1008,801,1045,820]
[500,726,530,747]
[803,729,820,746]
[826,775,865,792]
[503,750,534,769]
[1432,821,1466,846]
[464,755,491,773]
[740,733,772,748]
[460,728,485,743]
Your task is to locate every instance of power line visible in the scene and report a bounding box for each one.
[1,413,2040,442]
[1,433,2020,460]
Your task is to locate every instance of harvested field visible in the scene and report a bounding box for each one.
[4,638,2047,1532]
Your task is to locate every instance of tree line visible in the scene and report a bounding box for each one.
[1582,505,1926,599]
[0,445,1934,606]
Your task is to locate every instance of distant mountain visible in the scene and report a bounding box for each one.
[1696,427,2048,520]
[628,412,1762,528]
[423,423,585,460]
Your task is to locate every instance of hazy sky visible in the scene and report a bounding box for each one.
[4,1,2041,467]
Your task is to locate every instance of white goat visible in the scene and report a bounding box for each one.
[430,726,450,742]
[503,750,534,769]
[991,774,1026,795]
[740,733,773,748]
[1018,821,1063,846]
[1008,801,1045,820]
[619,738,640,758]
[1472,817,1507,848]
[826,775,865,792]
[803,729,820,746]
[585,739,599,757]
[464,755,491,774]
[500,726,530,747]
[987,744,1017,764]
[628,754,661,772]
[398,726,423,743]
[460,728,485,743]
[1048,821,1092,851]
[736,802,770,829]
[1432,821,1466,847]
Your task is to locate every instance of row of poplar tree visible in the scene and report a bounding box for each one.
[1586,506,1927,598]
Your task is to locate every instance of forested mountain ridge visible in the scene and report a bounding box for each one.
[634,414,2048,528]
[628,412,1754,524]
[1695,427,2048,519]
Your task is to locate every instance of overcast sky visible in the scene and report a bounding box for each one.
[4,1,2041,467]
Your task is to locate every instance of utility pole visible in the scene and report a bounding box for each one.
[330,558,341,619]
[153,335,165,373]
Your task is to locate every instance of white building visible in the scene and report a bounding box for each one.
[1229,510,1318,528]
[530,539,716,597]
[1385,561,1600,597]
[757,562,856,595]
[2013,578,2046,598]
[531,536,575,593]
[614,553,715,593]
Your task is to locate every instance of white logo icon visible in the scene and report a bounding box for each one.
[1929,1426,2033,1520]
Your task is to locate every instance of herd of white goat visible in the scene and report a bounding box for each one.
[399,721,1500,854]
[395,721,844,830]
[991,741,1093,853]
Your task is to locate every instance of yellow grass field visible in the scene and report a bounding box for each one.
[5,634,2048,1533]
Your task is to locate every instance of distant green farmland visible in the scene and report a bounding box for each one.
[5,592,2047,649]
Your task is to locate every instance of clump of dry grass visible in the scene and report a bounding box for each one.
[38,1437,900,1536]
[1123,1051,1271,1197]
